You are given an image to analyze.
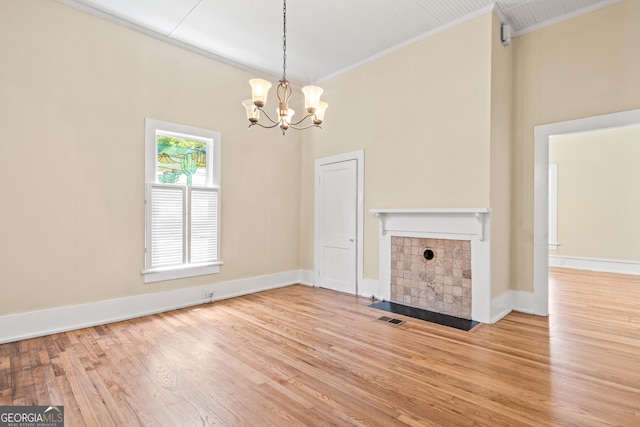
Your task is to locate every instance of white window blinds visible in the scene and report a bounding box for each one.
[190,188,219,263]
[149,185,185,268]
[147,184,219,269]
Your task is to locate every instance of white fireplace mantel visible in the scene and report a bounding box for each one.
[371,208,491,214]
[371,208,492,324]
[371,208,491,240]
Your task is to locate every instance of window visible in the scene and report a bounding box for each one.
[142,119,222,283]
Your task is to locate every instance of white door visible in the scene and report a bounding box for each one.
[316,159,357,294]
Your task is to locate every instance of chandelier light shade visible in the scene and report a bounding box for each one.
[242,0,328,134]
[301,85,323,112]
[248,79,272,108]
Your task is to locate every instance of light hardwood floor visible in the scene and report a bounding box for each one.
[1,268,639,426]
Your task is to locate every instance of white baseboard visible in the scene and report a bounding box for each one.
[0,270,308,344]
[358,278,380,299]
[491,291,512,324]
[549,255,640,275]
[298,270,314,286]
[298,271,380,300]
[511,290,535,315]
[491,290,535,324]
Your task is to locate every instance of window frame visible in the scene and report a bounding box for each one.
[142,118,222,283]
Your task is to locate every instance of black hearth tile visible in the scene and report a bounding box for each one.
[369,301,479,331]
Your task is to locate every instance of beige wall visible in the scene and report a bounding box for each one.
[489,15,513,297]
[300,14,494,280]
[0,0,301,315]
[511,0,640,291]
[549,124,640,261]
[3,0,638,318]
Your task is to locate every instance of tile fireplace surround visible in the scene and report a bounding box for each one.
[391,236,472,319]
[372,209,492,324]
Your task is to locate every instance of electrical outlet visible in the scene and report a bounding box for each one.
[202,290,215,300]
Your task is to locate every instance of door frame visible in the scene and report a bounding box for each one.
[314,150,365,293]
[533,108,640,316]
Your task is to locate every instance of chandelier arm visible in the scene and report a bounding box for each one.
[255,107,280,124]
[288,123,322,131]
[250,121,282,129]
[288,112,316,127]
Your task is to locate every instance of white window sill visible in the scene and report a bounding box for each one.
[142,261,223,283]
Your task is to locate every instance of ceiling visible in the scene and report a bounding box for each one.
[57,0,621,84]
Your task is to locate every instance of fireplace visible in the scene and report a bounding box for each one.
[372,209,492,324]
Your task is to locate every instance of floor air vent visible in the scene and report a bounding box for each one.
[377,315,405,326]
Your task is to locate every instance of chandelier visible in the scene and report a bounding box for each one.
[242,0,328,134]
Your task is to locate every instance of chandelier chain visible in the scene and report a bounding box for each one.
[282,0,287,81]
